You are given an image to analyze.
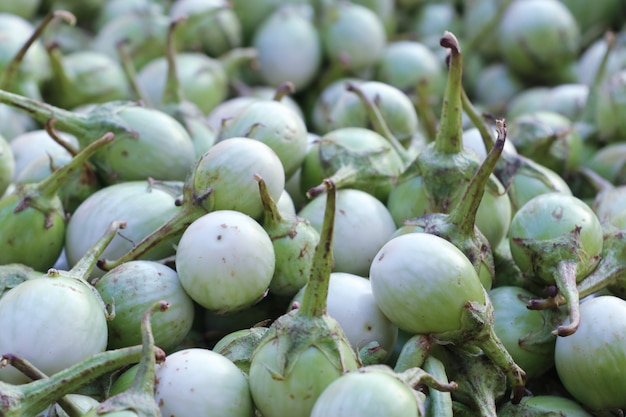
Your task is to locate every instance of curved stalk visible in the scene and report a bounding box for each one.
[0,10,76,91]
[45,118,79,156]
[423,355,454,417]
[400,366,458,394]
[528,222,626,311]
[344,82,412,165]
[14,132,113,214]
[116,39,151,105]
[0,344,147,417]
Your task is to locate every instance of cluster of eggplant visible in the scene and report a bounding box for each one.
[1,0,626,416]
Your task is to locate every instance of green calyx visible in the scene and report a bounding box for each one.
[214,327,269,375]
[389,31,483,217]
[399,122,508,289]
[249,179,359,417]
[513,293,565,358]
[254,311,357,380]
[583,223,626,298]
[302,128,405,203]
[0,264,42,300]
[510,226,599,284]
[0,132,114,270]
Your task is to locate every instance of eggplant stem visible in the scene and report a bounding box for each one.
[162,17,186,105]
[296,179,336,318]
[68,220,126,280]
[0,344,146,417]
[553,261,581,337]
[25,132,114,203]
[402,366,458,393]
[344,82,411,165]
[306,165,359,199]
[423,355,454,417]
[414,79,438,143]
[273,82,295,101]
[44,118,80,157]
[97,197,207,271]
[435,32,463,155]
[393,334,433,373]
[460,86,495,153]
[0,10,76,91]
[448,119,506,237]
[254,173,283,226]
[116,39,151,106]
